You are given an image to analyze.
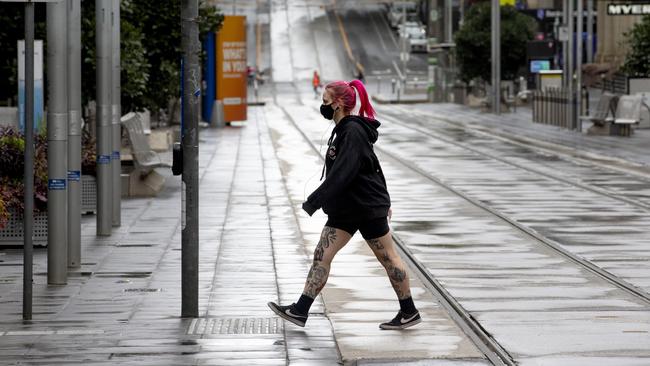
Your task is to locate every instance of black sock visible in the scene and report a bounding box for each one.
[294,294,314,315]
[399,296,417,315]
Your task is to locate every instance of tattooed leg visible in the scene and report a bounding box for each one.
[366,235,412,300]
[302,226,351,298]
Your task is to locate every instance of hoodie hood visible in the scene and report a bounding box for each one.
[338,115,381,143]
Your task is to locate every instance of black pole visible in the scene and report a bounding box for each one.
[181,0,199,318]
[23,0,35,321]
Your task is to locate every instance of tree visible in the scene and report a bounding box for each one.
[81,0,150,114]
[622,15,650,77]
[119,0,223,114]
[83,0,223,114]
[0,1,222,115]
[454,3,536,83]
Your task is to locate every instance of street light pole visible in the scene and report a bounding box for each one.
[491,0,500,115]
[586,0,593,64]
[181,0,200,318]
[562,0,569,88]
[576,0,583,132]
[23,0,35,320]
[68,0,82,269]
[111,0,121,227]
[96,0,113,236]
[566,0,575,129]
[47,0,69,285]
[445,0,452,43]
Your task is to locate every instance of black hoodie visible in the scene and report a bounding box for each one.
[302,115,391,221]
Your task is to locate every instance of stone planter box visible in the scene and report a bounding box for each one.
[81,174,97,214]
[0,209,48,247]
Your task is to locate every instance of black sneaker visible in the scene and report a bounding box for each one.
[267,302,308,327]
[379,310,421,330]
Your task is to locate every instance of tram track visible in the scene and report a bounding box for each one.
[377,109,650,212]
[278,104,515,366]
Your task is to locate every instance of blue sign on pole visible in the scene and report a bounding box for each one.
[67,170,81,181]
[97,154,111,165]
[48,179,67,190]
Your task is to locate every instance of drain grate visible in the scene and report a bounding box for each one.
[187,317,283,335]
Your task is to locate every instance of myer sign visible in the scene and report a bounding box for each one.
[607,3,650,15]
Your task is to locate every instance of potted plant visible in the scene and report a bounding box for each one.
[0,126,49,245]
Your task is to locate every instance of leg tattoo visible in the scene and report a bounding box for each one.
[372,244,410,300]
[313,227,337,261]
[367,238,385,250]
[304,264,329,298]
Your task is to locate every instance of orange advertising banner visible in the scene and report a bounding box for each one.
[216,16,247,122]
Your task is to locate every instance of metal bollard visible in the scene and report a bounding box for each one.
[391,78,396,94]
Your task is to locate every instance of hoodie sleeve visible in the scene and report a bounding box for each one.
[302,126,365,216]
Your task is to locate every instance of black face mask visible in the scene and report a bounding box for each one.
[320,103,335,120]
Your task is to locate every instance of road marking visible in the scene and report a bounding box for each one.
[370,11,389,53]
[392,60,404,80]
[332,0,364,73]
[376,7,400,49]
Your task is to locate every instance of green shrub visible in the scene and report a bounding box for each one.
[0,126,48,229]
[622,15,650,77]
[455,3,536,83]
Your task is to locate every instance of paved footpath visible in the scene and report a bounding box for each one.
[0,106,488,365]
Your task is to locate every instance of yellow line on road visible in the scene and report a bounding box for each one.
[332,0,364,73]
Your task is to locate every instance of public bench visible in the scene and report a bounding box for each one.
[121,112,171,175]
[612,95,645,137]
[121,112,170,196]
[581,92,617,127]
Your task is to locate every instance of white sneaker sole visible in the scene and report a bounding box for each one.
[267,302,307,327]
[379,317,422,330]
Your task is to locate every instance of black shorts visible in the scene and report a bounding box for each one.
[325,216,390,240]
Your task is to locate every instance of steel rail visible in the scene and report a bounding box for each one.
[379,109,650,212]
[373,142,650,305]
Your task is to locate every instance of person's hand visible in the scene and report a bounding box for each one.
[388,207,393,223]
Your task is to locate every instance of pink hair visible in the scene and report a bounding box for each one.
[325,79,376,119]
